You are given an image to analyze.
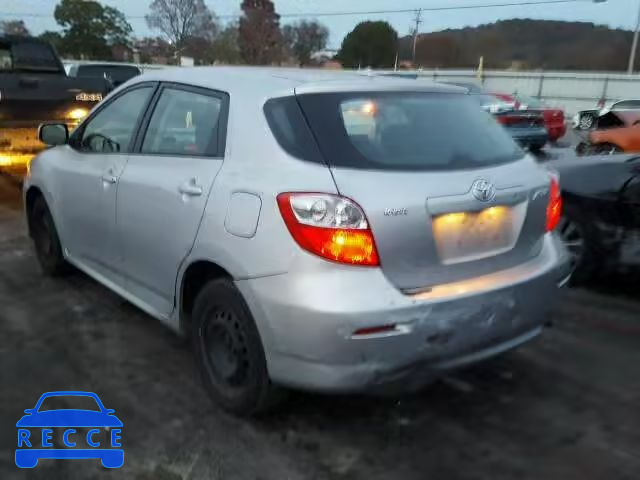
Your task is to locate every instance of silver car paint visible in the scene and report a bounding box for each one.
[25,67,571,393]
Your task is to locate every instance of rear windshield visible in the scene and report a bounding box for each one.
[77,65,140,84]
[292,92,523,171]
[0,41,62,72]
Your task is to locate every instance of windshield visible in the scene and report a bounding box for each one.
[38,395,101,412]
[294,92,522,171]
[77,65,140,84]
[9,41,62,72]
[518,95,544,108]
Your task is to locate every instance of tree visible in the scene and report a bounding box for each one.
[54,0,132,59]
[337,21,398,69]
[39,31,65,52]
[135,36,175,64]
[282,20,329,66]
[0,20,31,37]
[238,0,282,65]
[146,0,218,51]
[210,24,242,64]
[415,34,461,68]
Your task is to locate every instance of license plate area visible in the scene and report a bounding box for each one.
[432,203,526,265]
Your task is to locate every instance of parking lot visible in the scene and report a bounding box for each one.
[1,155,639,480]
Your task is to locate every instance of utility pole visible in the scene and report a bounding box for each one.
[628,1,640,74]
[412,9,423,66]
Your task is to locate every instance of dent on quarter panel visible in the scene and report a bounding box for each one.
[224,192,262,238]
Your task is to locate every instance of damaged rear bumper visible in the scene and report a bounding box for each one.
[237,233,571,394]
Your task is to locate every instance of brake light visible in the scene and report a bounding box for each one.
[277,193,380,266]
[546,174,562,232]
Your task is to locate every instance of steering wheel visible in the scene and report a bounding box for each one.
[82,133,120,153]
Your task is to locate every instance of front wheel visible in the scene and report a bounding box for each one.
[192,279,283,416]
[30,197,69,276]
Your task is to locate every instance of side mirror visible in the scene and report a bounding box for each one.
[39,123,69,146]
[105,409,115,414]
[23,409,34,414]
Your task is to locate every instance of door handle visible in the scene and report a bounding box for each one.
[101,172,117,184]
[179,179,203,197]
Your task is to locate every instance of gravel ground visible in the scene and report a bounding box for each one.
[0,171,639,480]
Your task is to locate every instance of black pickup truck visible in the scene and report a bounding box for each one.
[0,36,111,174]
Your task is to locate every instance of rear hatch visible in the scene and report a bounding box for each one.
[296,90,553,291]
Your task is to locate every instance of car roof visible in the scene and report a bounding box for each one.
[133,66,465,98]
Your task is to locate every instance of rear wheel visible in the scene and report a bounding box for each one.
[192,279,283,416]
[593,143,622,155]
[558,205,608,284]
[30,197,69,276]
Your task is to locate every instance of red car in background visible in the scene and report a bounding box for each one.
[493,93,566,142]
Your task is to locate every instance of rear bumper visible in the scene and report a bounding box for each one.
[547,124,567,142]
[237,233,571,394]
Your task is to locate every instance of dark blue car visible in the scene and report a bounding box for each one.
[16,391,123,468]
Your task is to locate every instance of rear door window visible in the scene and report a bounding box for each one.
[296,92,523,171]
[141,87,225,157]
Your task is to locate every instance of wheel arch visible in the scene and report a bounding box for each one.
[178,259,233,335]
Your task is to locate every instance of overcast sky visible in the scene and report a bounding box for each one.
[1,0,638,49]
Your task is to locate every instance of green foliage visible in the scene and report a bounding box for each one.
[54,0,132,59]
[337,21,398,69]
[399,19,635,71]
[210,24,242,64]
[282,20,329,66]
[0,20,31,37]
[38,31,65,53]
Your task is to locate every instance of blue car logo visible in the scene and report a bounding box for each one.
[15,391,123,468]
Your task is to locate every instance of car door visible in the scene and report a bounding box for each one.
[56,83,156,284]
[116,83,229,316]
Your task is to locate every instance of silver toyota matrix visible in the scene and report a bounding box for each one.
[24,67,571,415]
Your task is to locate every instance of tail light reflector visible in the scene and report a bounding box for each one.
[546,174,562,232]
[277,193,379,266]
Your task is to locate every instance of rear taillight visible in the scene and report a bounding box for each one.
[546,174,562,232]
[277,193,380,266]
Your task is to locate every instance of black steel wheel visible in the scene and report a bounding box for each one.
[192,279,283,416]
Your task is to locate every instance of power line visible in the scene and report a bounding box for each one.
[0,0,604,21]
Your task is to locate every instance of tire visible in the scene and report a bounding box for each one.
[575,142,589,156]
[192,278,283,416]
[528,143,545,153]
[30,196,69,276]
[593,143,623,155]
[558,204,611,285]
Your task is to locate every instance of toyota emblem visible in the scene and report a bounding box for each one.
[471,179,496,202]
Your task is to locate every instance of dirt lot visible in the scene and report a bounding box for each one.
[0,173,639,480]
